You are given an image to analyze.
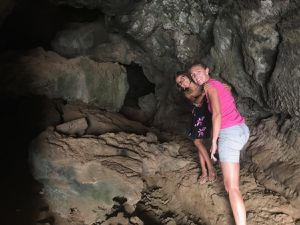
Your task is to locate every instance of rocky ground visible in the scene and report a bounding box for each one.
[27,102,300,225]
[1,97,300,225]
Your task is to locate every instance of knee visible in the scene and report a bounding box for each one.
[224,181,240,194]
[224,180,229,192]
[193,139,204,146]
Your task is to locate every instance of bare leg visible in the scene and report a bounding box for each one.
[198,154,207,184]
[221,162,246,225]
[199,154,207,175]
[194,139,216,182]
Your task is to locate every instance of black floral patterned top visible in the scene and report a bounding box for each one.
[188,98,212,140]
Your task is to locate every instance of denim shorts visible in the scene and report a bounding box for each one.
[218,123,250,163]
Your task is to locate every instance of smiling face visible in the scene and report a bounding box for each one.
[190,65,210,85]
[175,74,192,89]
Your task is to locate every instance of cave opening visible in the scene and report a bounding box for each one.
[120,62,157,125]
[123,62,155,108]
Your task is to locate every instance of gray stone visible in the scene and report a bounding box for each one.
[267,11,300,116]
[0,48,129,112]
[55,118,88,136]
[51,20,109,57]
[129,216,144,225]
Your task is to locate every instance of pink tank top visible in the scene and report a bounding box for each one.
[206,79,244,129]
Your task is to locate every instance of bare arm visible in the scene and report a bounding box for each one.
[206,86,221,161]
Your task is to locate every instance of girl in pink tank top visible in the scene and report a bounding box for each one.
[190,63,250,225]
[206,79,245,129]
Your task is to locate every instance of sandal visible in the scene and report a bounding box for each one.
[198,174,208,184]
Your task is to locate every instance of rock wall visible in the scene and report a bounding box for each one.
[47,0,300,129]
[0,48,129,112]
[0,0,300,224]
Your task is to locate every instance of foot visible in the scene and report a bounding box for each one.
[198,173,208,184]
[208,170,217,183]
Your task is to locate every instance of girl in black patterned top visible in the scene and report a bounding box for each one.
[176,72,216,184]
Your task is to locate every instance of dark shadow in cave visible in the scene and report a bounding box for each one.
[0,95,62,225]
[0,2,103,222]
[120,62,156,125]
[135,207,164,225]
[1,2,165,224]
[123,62,155,108]
[0,0,101,51]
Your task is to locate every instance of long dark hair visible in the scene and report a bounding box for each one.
[175,71,195,91]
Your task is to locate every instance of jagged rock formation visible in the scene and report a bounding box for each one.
[46,0,300,128]
[29,106,300,225]
[0,0,299,224]
[247,116,300,208]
